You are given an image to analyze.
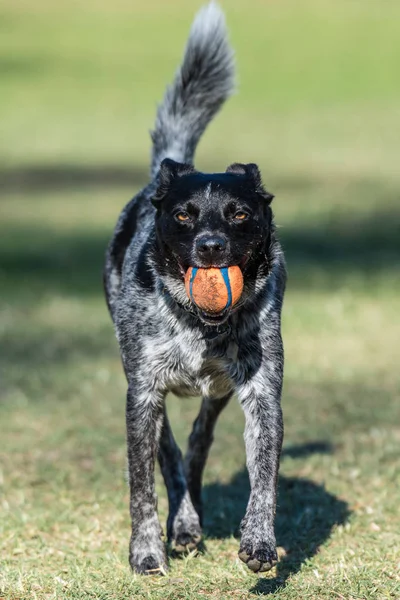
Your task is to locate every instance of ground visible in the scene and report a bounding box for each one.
[0,1,399,598]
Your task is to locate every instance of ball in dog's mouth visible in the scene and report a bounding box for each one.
[184,266,244,316]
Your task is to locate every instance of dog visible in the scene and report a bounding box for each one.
[104,2,286,575]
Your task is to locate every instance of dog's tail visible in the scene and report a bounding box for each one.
[150,2,235,178]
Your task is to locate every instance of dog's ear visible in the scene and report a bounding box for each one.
[152,158,195,206]
[226,162,274,204]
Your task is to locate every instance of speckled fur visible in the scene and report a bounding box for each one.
[104,2,286,575]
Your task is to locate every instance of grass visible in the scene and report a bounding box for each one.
[0,1,399,598]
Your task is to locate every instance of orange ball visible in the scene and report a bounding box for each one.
[184,266,243,314]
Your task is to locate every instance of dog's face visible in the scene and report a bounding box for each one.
[152,159,274,322]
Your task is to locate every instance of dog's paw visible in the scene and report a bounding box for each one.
[129,533,167,575]
[168,492,202,553]
[238,540,278,573]
[171,522,202,553]
[170,513,202,553]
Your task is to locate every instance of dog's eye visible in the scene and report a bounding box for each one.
[234,211,248,221]
[176,212,190,222]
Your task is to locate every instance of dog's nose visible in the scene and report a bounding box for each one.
[196,235,227,256]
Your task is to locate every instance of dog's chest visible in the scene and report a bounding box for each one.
[142,331,237,398]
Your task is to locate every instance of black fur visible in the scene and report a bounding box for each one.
[104,2,286,575]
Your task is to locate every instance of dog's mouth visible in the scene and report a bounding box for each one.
[197,307,230,326]
[177,255,249,277]
[177,257,248,326]
[239,256,249,270]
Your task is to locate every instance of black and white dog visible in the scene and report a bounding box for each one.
[104,2,286,575]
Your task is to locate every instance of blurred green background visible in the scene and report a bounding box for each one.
[1,1,399,599]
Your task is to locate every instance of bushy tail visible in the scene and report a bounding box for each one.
[150,2,235,178]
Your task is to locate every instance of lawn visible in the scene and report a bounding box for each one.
[0,1,399,598]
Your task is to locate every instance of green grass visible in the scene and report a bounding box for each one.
[1,1,399,598]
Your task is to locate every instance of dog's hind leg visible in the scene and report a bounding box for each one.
[184,393,232,524]
[158,407,202,552]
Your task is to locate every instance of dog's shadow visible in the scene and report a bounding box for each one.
[202,441,350,595]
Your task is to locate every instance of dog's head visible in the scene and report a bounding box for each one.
[152,158,274,324]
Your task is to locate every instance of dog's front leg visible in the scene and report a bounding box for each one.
[126,382,167,574]
[236,335,284,573]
